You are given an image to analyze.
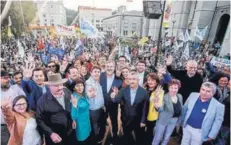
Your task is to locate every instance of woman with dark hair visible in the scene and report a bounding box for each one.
[212,76,230,145]
[1,95,41,145]
[152,79,183,145]
[144,73,165,145]
[71,79,92,145]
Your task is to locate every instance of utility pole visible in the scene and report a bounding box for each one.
[155,0,166,66]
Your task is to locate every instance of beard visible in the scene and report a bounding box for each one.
[1,83,10,90]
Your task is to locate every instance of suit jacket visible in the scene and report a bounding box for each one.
[64,79,76,92]
[182,92,225,141]
[100,72,123,106]
[36,87,73,144]
[157,93,183,126]
[21,80,49,111]
[113,86,148,126]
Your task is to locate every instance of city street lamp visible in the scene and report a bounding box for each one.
[171,20,176,38]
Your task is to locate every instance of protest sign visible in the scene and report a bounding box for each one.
[210,56,230,68]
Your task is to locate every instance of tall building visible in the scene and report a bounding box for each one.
[102,6,143,37]
[36,0,66,26]
[143,0,230,56]
[78,6,112,31]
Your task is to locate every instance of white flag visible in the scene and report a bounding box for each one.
[184,30,191,42]
[183,43,189,58]
[178,31,185,42]
[194,26,208,41]
[165,40,171,47]
[8,16,12,26]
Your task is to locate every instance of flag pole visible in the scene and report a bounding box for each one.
[155,0,166,66]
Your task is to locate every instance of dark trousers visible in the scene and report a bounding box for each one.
[90,108,106,142]
[45,130,77,145]
[106,103,118,137]
[1,125,10,145]
[122,120,145,145]
[146,120,156,145]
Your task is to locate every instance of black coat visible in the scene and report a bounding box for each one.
[167,66,203,103]
[36,87,76,145]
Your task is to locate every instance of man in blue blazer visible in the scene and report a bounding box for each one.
[181,82,224,145]
[111,71,148,145]
[21,68,48,111]
[100,60,123,142]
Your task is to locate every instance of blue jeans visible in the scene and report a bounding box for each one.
[152,118,178,145]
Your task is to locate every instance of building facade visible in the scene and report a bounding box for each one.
[143,0,230,56]
[102,6,143,37]
[78,6,112,31]
[169,0,230,56]
[36,0,67,26]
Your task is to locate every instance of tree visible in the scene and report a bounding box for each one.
[1,1,36,39]
[65,8,78,25]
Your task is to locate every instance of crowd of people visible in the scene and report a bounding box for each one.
[0,34,230,145]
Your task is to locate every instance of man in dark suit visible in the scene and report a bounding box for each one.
[136,60,149,86]
[111,71,148,145]
[100,60,123,143]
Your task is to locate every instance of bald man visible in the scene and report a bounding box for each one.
[166,56,203,102]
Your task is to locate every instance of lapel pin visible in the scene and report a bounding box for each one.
[202,109,206,113]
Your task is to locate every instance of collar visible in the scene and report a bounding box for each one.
[130,86,138,92]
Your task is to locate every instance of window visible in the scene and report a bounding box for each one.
[43,14,46,17]
[96,20,100,23]
[50,5,53,8]
[44,19,47,22]
[123,30,128,36]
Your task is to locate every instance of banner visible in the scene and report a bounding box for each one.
[138,37,148,45]
[79,18,98,37]
[210,57,230,68]
[46,44,65,60]
[54,25,76,36]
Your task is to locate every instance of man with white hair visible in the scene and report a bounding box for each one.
[111,71,148,145]
[181,82,224,145]
[166,55,203,102]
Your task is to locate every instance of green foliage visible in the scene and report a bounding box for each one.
[1,1,36,39]
[65,8,78,25]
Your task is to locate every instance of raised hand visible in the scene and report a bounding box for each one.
[22,59,35,79]
[110,87,119,99]
[156,66,166,76]
[86,87,96,98]
[155,85,163,97]
[166,55,173,66]
[71,95,78,108]
[1,96,12,109]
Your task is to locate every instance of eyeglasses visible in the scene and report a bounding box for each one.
[14,103,27,108]
[48,65,56,68]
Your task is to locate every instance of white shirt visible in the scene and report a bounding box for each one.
[1,85,25,124]
[106,74,115,93]
[22,118,41,145]
[138,72,145,86]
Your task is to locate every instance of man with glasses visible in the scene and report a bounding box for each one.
[47,61,59,73]
[166,56,203,103]
[1,71,25,145]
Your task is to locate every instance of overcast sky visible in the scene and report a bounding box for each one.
[63,0,143,11]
